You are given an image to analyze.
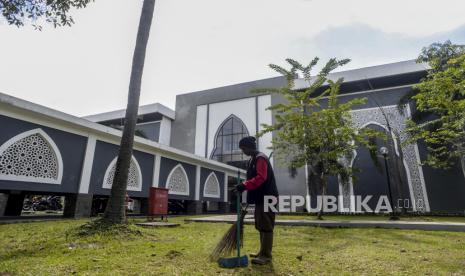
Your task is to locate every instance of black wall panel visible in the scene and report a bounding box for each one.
[89,141,154,198]
[0,115,87,194]
[159,157,196,200]
[200,168,225,202]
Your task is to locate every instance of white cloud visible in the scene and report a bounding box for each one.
[0,0,464,116]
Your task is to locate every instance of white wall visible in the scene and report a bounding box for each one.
[257,95,273,157]
[193,95,273,159]
[194,105,208,156]
[207,97,256,158]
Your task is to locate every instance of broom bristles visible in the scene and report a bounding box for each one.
[210,208,248,261]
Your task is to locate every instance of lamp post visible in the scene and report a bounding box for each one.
[380,146,398,220]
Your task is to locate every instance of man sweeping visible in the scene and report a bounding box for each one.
[234,136,279,265]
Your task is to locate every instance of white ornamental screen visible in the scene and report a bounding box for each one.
[203,172,220,198]
[0,129,63,184]
[167,164,190,196]
[103,156,142,192]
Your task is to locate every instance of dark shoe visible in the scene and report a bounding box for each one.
[251,255,272,265]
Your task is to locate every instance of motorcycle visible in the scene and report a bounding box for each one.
[48,196,63,211]
[22,198,33,211]
[28,196,63,211]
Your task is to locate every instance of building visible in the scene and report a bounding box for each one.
[0,94,241,217]
[1,60,465,217]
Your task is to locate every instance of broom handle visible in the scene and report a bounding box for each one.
[236,170,241,259]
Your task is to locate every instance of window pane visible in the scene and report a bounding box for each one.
[222,135,232,152]
[232,134,242,150]
[221,118,233,135]
[232,119,244,134]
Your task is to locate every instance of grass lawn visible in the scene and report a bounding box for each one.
[1,217,465,275]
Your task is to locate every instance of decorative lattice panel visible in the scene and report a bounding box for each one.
[167,165,189,195]
[204,172,220,198]
[340,105,430,212]
[103,157,142,191]
[0,129,62,184]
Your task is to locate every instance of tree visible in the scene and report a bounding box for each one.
[416,40,465,73]
[102,0,156,224]
[2,0,157,224]
[0,0,93,29]
[403,41,465,174]
[256,58,380,219]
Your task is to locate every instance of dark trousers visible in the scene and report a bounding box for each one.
[254,203,275,233]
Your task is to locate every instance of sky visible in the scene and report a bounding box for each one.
[0,0,464,117]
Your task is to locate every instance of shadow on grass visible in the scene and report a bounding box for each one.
[214,261,276,275]
[245,262,276,275]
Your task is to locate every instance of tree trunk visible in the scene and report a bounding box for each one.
[102,0,156,224]
[307,162,325,219]
[461,156,465,181]
[389,133,407,215]
[317,175,326,220]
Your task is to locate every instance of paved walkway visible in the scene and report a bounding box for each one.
[186,215,465,232]
[0,215,65,224]
[0,214,147,225]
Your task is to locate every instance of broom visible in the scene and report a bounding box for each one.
[210,171,248,266]
[210,201,247,261]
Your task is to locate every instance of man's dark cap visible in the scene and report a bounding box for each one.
[239,136,257,150]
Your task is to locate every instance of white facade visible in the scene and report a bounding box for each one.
[194,95,273,159]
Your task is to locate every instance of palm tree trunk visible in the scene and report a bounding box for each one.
[103,0,156,224]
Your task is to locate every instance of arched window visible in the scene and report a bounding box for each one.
[103,156,142,192]
[203,172,220,198]
[166,164,189,196]
[0,128,63,184]
[210,115,249,167]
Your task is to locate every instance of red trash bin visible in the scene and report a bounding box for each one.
[148,187,169,221]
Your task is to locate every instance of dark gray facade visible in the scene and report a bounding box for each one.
[136,122,161,142]
[158,157,196,200]
[0,115,87,194]
[88,141,154,198]
[418,141,465,213]
[200,168,225,202]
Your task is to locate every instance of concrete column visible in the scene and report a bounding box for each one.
[223,173,228,203]
[153,155,161,188]
[158,116,172,146]
[4,192,25,216]
[139,198,149,215]
[195,165,201,200]
[218,202,230,213]
[186,200,203,214]
[0,193,9,216]
[78,136,97,194]
[63,194,93,218]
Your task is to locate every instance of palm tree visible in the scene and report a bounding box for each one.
[102,0,156,224]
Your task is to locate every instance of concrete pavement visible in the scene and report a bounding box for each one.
[186,215,465,232]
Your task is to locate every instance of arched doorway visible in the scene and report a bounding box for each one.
[352,123,412,212]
